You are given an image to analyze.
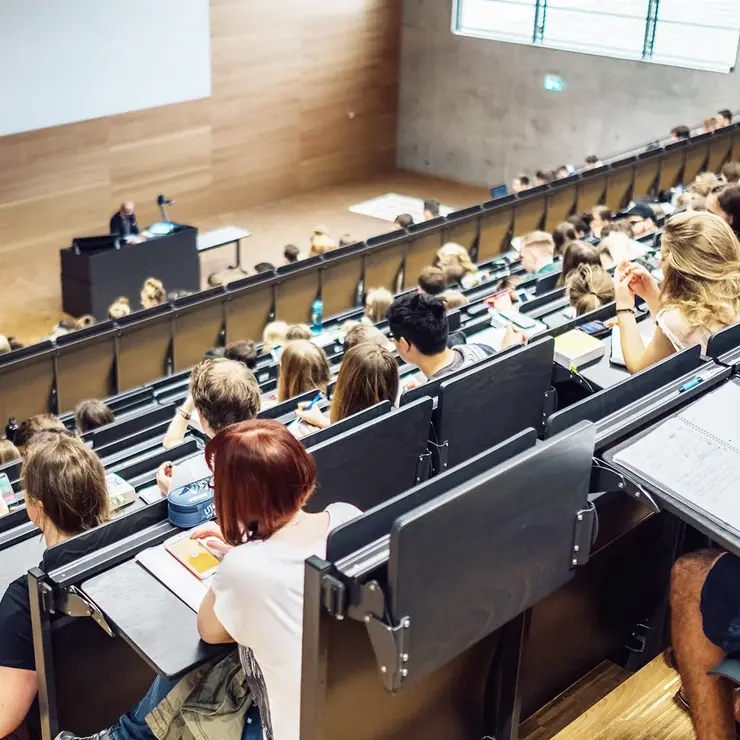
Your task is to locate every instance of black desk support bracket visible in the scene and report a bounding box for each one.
[572,504,597,567]
[415,450,432,484]
[591,463,660,513]
[58,585,114,637]
[321,574,411,693]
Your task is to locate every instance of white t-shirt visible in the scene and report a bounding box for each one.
[169,451,211,492]
[211,502,361,740]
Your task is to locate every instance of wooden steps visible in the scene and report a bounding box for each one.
[550,656,694,740]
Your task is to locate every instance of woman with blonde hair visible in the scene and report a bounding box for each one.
[140,278,166,309]
[277,340,331,402]
[296,343,399,431]
[108,296,131,321]
[437,242,477,287]
[364,287,394,324]
[309,226,336,257]
[262,321,289,350]
[285,324,313,341]
[614,211,740,373]
[566,265,615,316]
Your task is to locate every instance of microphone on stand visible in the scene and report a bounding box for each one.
[157,193,175,222]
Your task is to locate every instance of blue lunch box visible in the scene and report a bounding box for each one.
[168,477,216,528]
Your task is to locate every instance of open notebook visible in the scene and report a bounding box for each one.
[612,381,740,533]
[136,545,212,613]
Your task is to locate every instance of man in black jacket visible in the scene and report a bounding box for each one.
[109,202,139,237]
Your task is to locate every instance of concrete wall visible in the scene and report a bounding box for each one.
[398,0,740,187]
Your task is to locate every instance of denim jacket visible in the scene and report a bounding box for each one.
[146,650,252,740]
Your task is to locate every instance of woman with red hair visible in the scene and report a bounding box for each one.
[58,420,359,740]
[194,419,360,740]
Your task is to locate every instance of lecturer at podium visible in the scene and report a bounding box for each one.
[109,202,140,237]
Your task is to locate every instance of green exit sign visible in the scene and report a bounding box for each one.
[544,74,565,92]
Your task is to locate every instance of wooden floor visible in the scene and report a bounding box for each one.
[522,656,695,740]
[1,170,489,345]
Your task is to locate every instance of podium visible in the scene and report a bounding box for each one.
[60,224,200,319]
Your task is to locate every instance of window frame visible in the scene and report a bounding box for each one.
[451,0,740,74]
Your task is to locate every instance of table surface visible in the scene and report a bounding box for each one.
[197,226,251,251]
[82,559,227,678]
[580,317,655,391]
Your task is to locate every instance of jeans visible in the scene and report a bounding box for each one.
[108,676,262,740]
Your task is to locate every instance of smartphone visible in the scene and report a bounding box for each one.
[165,532,220,580]
[579,320,608,335]
[0,473,16,510]
[500,309,538,330]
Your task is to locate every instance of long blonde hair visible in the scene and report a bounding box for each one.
[437,242,476,277]
[277,340,331,402]
[660,211,740,332]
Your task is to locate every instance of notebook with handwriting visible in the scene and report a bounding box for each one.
[612,381,740,533]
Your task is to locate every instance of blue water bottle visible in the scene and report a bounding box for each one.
[311,299,324,335]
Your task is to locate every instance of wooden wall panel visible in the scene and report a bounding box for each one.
[0,0,400,338]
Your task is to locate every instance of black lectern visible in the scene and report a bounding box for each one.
[60,225,200,319]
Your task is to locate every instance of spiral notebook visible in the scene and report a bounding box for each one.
[612,381,740,533]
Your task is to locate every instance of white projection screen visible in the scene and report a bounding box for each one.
[0,0,211,136]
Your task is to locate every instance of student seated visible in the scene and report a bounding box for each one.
[394,213,414,229]
[308,233,336,257]
[707,184,740,237]
[566,215,590,239]
[0,335,10,355]
[339,234,357,248]
[285,324,313,341]
[14,415,68,455]
[364,287,394,324]
[436,243,477,288]
[224,339,258,370]
[418,265,447,296]
[590,206,613,239]
[262,321,289,352]
[559,241,600,286]
[0,434,109,739]
[721,161,740,184]
[342,323,394,353]
[0,438,20,465]
[57,420,361,740]
[566,265,615,316]
[614,211,740,373]
[552,222,577,257]
[623,203,659,237]
[74,399,115,434]
[511,175,530,193]
[583,154,602,170]
[276,340,331,403]
[520,231,557,276]
[283,244,301,264]
[296,343,399,432]
[386,293,522,382]
[140,278,166,310]
[535,170,554,186]
[423,199,440,221]
[671,125,691,142]
[439,290,469,310]
[159,358,261,492]
[670,549,740,739]
[717,108,733,127]
[691,172,720,198]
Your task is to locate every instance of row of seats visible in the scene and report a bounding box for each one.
[17,306,740,736]
[1,124,738,425]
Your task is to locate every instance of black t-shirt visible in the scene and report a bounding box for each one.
[0,575,40,738]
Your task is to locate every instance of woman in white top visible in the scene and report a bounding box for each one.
[614,211,740,373]
[57,420,360,740]
[195,419,360,740]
